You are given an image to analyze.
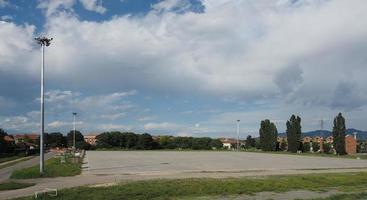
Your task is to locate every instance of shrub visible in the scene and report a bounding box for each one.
[302,142,310,152]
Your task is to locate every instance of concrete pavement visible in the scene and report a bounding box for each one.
[86,151,367,175]
[1,151,367,199]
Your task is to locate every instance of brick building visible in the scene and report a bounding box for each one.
[345,135,357,155]
[84,135,97,146]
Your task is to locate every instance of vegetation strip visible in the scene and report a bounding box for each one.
[12,172,367,200]
[0,156,35,170]
[10,157,81,179]
[0,182,35,191]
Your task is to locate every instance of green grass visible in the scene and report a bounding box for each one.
[0,182,35,191]
[12,172,367,200]
[10,157,82,179]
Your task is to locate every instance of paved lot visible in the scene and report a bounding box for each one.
[85,151,367,176]
[2,151,367,200]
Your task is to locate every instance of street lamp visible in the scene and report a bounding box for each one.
[35,37,53,174]
[236,119,240,151]
[73,112,77,150]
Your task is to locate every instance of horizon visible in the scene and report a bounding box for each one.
[1,0,367,138]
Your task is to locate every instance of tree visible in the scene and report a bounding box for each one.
[323,142,332,154]
[245,135,256,148]
[67,130,85,149]
[173,137,193,149]
[96,132,114,148]
[286,115,302,153]
[333,113,346,155]
[259,119,278,151]
[0,128,8,154]
[45,132,67,148]
[192,137,212,150]
[123,132,138,149]
[302,142,311,152]
[137,133,156,150]
[280,140,287,151]
[312,142,320,152]
[210,139,223,149]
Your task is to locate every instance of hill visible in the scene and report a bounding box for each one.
[279,129,367,140]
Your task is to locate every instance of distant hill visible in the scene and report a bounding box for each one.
[279,129,367,140]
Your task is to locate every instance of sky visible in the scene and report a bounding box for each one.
[0,0,367,138]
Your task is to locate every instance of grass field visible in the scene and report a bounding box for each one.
[12,172,367,200]
[0,182,35,191]
[10,157,81,179]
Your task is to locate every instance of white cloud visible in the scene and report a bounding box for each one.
[144,122,181,131]
[0,0,9,7]
[27,0,365,104]
[137,116,156,121]
[37,0,76,17]
[97,123,131,131]
[2,0,367,133]
[79,0,106,14]
[0,15,12,21]
[100,113,126,120]
[47,120,83,128]
[0,115,38,132]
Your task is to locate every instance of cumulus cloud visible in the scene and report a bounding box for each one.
[0,0,9,7]
[30,0,366,103]
[1,0,367,133]
[331,81,367,111]
[79,0,107,14]
[37,0,76,17]
[97,123,131,131]
[144,122,181,131]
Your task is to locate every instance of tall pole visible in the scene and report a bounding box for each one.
[35,37,52,175]
[40,44,44,174]
[237,120,240,151]
[73,112,77,150]
[320,118,324,138]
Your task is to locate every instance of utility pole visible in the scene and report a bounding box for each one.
[35,37,53,175]
[237,120,240,151]
[320,118,324,138]
[73,112,77,150]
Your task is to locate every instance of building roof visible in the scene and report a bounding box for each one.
[4,135,14,142]
[14,134,38,141]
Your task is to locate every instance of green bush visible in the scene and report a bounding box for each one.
[323,143,332,154]
[312,142,320,152]
[302,142,311,152]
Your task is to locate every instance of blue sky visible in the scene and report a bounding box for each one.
[1,0,367,137]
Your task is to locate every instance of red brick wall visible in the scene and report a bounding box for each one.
[345,135,356,155]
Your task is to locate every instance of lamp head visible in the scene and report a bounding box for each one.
[35,37,53,46]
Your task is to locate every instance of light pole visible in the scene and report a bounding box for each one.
[236,119,240,151]
[73,112,77,150]
[35,37,53,174]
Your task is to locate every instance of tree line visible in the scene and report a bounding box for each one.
[258,113,347,155]
[0,130,92,157]
[96,132,223,150]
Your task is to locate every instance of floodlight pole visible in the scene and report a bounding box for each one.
[237,120,240,152]
[35,37,53,175]
[73,112,77,150]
